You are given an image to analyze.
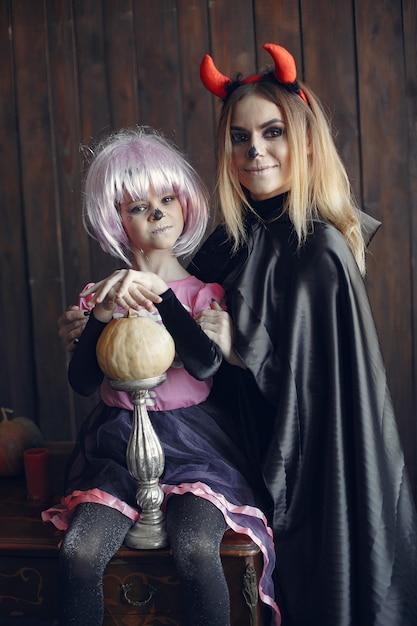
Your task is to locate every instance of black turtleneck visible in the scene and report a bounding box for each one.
[188,193,289,284]
[245,192,287,223]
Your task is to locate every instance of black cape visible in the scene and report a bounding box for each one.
[189,201,417,626]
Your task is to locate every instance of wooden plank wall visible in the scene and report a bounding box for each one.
[0,0,416,496]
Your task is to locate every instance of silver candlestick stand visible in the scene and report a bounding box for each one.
[110,374,168,549]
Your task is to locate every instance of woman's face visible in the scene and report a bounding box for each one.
[230,94,291,201]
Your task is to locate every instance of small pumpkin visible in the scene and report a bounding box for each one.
[0,407,45,477]
[96,310,176,381]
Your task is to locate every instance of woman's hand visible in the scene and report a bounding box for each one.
[80,269,167,319]
[58,306,89,352]
[195,301,246,369]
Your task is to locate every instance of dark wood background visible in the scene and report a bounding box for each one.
[1,0,416,498]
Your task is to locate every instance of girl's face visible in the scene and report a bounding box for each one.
[119,188,184,255]
[230,94,291,201]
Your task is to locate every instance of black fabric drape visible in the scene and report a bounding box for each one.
[190,206,417,626]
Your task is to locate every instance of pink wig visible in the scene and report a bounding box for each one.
[83,127,210,264]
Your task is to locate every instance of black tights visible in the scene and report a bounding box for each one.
[59,495,229,626]
[166,493,229,625]
[59,502,131,626]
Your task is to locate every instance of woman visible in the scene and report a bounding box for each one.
[190,43,417,626]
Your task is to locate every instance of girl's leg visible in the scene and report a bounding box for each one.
[59,502,132,626]
[166,493,230,626]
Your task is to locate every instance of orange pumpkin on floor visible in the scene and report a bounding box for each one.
[0,407,44,476]
[96,309,176,381]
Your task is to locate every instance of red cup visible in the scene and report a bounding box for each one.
[23,447,53,500]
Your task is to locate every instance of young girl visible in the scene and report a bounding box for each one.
[42,127,280,626]
[191,44,417,625]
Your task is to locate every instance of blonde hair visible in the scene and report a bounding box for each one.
[216,81,366,275]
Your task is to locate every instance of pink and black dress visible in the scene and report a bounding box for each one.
[42,275,281,624]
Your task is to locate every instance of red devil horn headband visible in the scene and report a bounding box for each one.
[200,43,308,105]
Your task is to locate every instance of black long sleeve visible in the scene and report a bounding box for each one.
[68,314,106,396]
[155,288,222,380]
[68,289,222,396]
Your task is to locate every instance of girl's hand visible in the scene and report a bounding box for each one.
[195,301,246,369]
[80,269,167,317]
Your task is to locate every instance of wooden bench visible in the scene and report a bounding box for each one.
[0,443,265,625]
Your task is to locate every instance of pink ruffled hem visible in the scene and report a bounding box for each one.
[41,488,139,530]
[42,482,281,625]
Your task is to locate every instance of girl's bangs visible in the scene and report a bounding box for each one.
[116,164,181,203]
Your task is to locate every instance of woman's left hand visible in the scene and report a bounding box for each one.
[195,301,246,369]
